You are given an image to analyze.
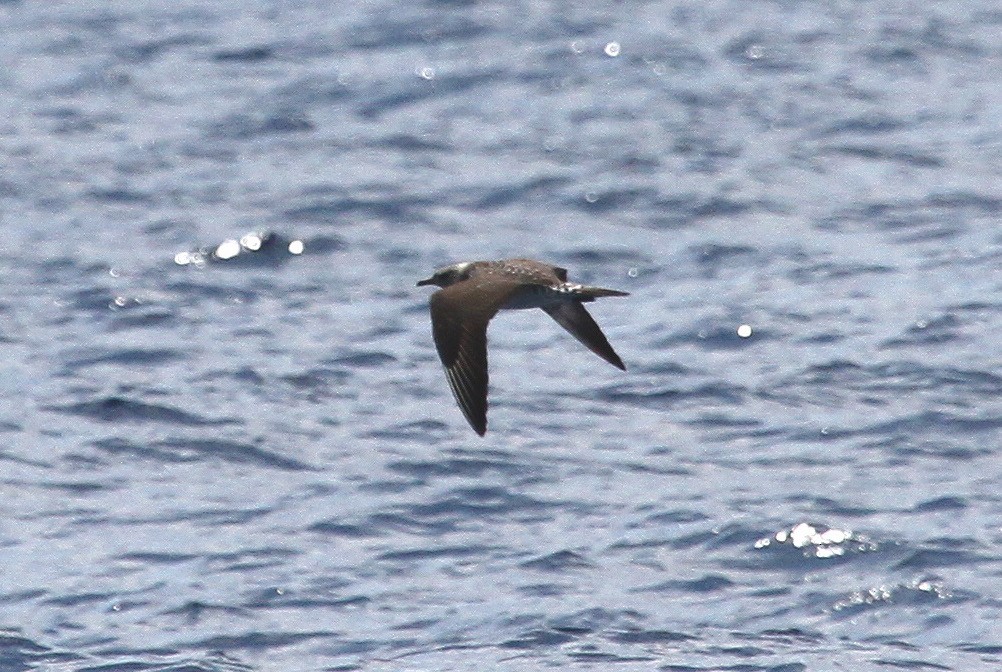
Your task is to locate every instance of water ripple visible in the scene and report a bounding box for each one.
[47,397,239,426]
[93,437,312,471]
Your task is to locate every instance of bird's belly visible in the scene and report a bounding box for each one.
[500,286,578,310]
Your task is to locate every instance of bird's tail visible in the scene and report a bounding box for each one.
[578,285,630,300]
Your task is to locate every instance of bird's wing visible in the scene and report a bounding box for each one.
[429,277,521,435]
[543,302,626,370]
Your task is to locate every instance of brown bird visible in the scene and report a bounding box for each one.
[417,258,628,436]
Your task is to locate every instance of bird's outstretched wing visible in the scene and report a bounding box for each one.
[543,302,626,370]
[429,277,520,435]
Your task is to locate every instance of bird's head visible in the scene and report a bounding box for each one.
[416,262,475,288]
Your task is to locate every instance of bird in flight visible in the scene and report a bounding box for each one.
[417,258,629,436]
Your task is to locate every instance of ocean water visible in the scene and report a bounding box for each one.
[2,1,1002,670]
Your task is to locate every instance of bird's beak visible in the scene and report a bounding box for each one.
[416,277,434,287]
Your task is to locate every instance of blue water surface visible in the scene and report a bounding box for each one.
[1,1,1001,670]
